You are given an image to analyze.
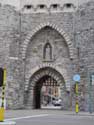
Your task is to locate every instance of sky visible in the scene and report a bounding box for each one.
[0,0,92,9]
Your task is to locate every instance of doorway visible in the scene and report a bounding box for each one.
[33,75,60,109]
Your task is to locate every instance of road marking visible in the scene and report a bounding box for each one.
[5,114,50,121]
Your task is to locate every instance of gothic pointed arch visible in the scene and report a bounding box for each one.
[21,22,74,59]
[24,67,67,109]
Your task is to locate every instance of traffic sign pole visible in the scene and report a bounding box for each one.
[75,82,79,113]
[73,74,80,114]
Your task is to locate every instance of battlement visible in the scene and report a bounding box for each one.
[0,0,91,13]
[22,3,76,13]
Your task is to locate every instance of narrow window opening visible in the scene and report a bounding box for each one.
[66,3,72,8]
[39,5,45,9]
[24,5,32,9]
[52,4,58,9]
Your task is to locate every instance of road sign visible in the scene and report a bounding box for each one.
[73,74,80,82]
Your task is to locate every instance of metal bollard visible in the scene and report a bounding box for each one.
[0,107,5,122]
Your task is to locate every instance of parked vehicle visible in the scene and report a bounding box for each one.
[53,98,62,106]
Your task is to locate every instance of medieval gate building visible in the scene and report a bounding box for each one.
[0,0,94,111]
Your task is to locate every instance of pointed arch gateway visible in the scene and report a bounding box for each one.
[25,67,67,109]
[23,22,74,109]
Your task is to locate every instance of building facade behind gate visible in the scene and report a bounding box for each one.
[0,0,94,111]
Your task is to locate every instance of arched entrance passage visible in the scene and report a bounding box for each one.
[34,75,60,109]
[26,67,66,109]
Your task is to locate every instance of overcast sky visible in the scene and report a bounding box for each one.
[0,0,91,9]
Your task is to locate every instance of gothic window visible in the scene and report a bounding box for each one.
[43,42,52,61]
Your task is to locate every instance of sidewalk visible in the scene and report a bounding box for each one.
[42,105,94,116]
[63,111,94,116]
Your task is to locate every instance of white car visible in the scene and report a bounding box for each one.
[53,99,62,106]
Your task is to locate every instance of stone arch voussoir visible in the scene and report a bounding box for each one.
[22,22,74,59]
[30,68,64,88]
[25,65,70,91]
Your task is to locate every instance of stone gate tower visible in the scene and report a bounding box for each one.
[0,0,94,111]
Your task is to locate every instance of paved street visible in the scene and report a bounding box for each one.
[4,110,94,125]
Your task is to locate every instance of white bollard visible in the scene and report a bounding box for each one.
[0,121,16,125]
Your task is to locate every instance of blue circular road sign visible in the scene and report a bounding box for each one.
[73,74,80,82]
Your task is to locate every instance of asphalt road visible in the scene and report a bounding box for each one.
[4,110,94,125]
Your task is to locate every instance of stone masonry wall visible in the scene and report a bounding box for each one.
[0,4,23,109]
[74,1,94,111]
[0,1,94,111]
